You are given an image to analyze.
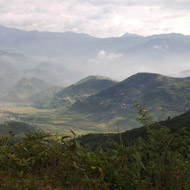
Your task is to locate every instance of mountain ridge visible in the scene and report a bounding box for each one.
[0,24,190,87]
[1,25,189,39]
[71,72,190,129]
[46,75,117,108]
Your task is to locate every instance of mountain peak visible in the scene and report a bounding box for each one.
[76,75,115,85]
[121,33,143,38]
[148,33,187,39]
[122,72,161,83]
[71,72,190,130]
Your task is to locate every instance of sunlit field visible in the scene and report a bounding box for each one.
[0,103,111,135]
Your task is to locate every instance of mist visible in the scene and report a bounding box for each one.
[0,25,190,99]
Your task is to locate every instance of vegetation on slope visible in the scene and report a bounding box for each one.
[71,73,190,128]
[0,120,37,144]
[48,75,117,108]
[0,107,189,190]
[79,107,190,150]
[0,121,37,136]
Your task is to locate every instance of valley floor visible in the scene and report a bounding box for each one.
[0,103,116,136]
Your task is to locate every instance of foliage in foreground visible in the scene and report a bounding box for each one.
[0,106,189,190]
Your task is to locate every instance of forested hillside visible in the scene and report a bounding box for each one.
[71,73,190,129]
[79,109,190,150]
[48,75,117,108]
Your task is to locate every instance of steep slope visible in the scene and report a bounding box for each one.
[71,73,190,128]
[49,76,117,108]
[2,78,51,102]
[79,111,190,150]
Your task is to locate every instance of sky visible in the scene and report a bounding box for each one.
[0,0,190,37]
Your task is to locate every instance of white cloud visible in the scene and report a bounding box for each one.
[72,50,125,79]
[0,0,190,37]
[89,50,122,65]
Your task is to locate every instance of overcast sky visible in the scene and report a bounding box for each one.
[0,0,190,37]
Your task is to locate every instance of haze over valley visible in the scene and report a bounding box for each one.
[0,25,190,134]
[1,25,190,87]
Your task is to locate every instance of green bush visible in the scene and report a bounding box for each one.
[0,106,189,189]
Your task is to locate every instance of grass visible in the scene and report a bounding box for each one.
[0,103,108,135]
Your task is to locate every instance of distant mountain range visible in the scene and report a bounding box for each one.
[1,25,190,58]
[0,25,190,84]
[71,73,190,129]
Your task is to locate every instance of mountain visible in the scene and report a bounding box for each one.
[0,25,190,80]
[79,110,190,150]
[0,50,40,97]
[75,75,114,85]
[121,33,143,38]
[48,75,117,108]
[5,26,189,59]
[119,33,190,56]
[0,25,99,57]
[71,73,190,129]
[0,49,81,93]
[2,78,51,102]
[0,25,26,46]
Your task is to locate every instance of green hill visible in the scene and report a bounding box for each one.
[71,73,190,129]
[79,110,190,150]
[49,75,117,108]
[3,77,51,102]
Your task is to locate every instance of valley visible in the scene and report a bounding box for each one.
[0,71,189,137]
[0,103,116,136]
[0,25,189,142]
[0,2,190,189]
